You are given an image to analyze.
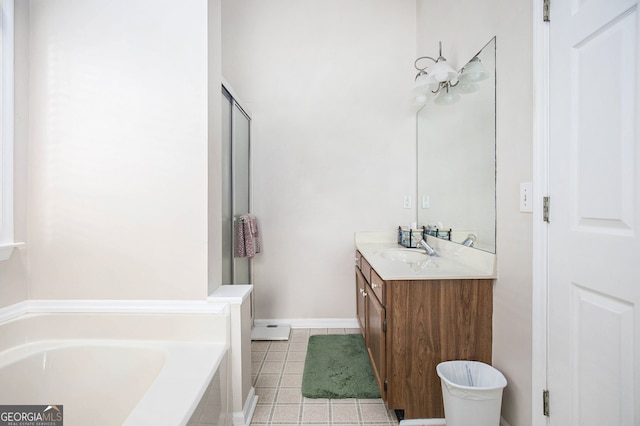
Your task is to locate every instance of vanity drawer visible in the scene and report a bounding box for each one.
[361,257,372,284]
[370,269,385,304]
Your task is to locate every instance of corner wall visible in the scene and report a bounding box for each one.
[26,0,212,300]
[222,0,418,321]
[0,0,29,308]
[416,1,534,424]
[208,1,224,296]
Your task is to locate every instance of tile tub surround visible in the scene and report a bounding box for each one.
[251,328,399,425]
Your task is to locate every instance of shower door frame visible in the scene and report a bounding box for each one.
[222,83,252,285]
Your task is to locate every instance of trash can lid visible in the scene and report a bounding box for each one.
[436,360,507,390]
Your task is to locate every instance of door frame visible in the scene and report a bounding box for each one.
[531,1,550,425]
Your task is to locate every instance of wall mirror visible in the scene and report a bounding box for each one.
[416,37,496,253]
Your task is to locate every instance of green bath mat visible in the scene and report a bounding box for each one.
[301,334,381,399]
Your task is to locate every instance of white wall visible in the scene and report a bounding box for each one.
[0,0,30,309]
[208,1,224,296]
[222,0,418,321]
[416,1,534,425]
[26,0,216,300]
[11,0,532,421]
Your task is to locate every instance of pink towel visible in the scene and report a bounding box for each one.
[235,214,261,258]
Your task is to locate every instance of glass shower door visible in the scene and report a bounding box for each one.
[221,86,251,285]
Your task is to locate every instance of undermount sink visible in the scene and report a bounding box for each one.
[379,248,429,263]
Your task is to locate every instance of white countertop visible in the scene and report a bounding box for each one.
[355,232,497,281]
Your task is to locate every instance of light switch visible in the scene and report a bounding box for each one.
[422,195,430,209]
[520,182,533,213]
[403,195,412,209]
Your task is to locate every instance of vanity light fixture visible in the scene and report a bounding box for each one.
[452,57,488,96]
[414,41,458,97]
[458,56,489,83]
[433,84,461,106]
[414,42,489,106]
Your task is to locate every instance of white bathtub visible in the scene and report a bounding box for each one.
[0,310,230,426]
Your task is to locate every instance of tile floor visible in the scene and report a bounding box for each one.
[250,328,400,426]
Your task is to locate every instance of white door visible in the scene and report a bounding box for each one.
[548,0,640,424]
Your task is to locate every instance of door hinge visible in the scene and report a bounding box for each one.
[383,319,387,333]
[543,0,550,21]
[543,389,550,416]
[384,379,388,391]
[543,196,550,222]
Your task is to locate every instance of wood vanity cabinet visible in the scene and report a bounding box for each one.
[355,250,493,420]
[355,253,367,337]
[355,253,386,399]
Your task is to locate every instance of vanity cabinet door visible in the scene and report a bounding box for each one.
[370,270,385,304]
[386,279,493,419]
[367,287,386,401]
[361,257,372,284]
[356,268,367,338]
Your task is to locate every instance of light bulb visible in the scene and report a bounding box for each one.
[459,57,489,83]
[430,59,457,83]
[456,82,479,94]
[414,93,429,105]
[434,88,460,106]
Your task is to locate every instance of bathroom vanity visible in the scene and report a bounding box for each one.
[355,232,496,420]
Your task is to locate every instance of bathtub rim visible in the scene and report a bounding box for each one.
[0,300,231,425]
[0,338,228,426]
[0,299,229,324]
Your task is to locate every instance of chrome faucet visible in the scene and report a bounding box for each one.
[461,235,476,247]
[418,239,438,257]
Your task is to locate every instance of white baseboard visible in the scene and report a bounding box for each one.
[233,386,257,426]
[253,318,359,329]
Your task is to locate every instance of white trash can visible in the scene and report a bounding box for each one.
[436,361,507,426]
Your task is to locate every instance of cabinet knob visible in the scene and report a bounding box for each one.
[362,292,368,297]
[372,283,379,288]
